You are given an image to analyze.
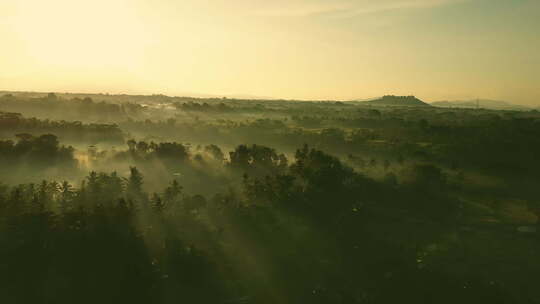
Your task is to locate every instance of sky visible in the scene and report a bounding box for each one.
[1,0,539,104]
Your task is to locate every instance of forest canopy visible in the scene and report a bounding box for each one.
[0,92,539,303]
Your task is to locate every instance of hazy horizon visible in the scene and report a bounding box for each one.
[0,89,534,108]
[1,0,539,105]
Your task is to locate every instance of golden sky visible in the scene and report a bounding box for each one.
[1,0,539,104]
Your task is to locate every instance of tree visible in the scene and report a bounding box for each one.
[59,181,74,212]
[229,144,286,176]
[164,180,183,214]
[204,144,224,161]
[127,139,137,152]
[154,142,189,161]
[126,167,144,198]
[136,141,150,155]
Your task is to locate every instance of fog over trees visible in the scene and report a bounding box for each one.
[1,92,539,303]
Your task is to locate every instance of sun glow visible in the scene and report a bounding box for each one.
[1,0,539,104]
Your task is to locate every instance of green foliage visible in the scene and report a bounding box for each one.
[229,144,288,177]
[0,111,124,144]
[0,134,76,172]
[1,93,540,303]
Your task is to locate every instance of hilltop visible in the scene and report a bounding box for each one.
[360,95,431,107]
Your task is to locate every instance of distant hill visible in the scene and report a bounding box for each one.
[431,99,531,111]
[361,95,431,107]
